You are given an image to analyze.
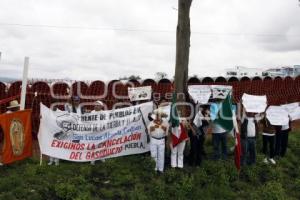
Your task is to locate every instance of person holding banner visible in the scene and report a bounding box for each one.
[65,96,85,115]
[90,100,105,165]
[275,116,292,158]
[65,96,86,144]
[148,108,169,173]
[48,105,60,166]
[261,116,278,165]
[189,106,210,166]
[241,112,259,166]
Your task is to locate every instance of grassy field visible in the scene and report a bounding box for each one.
[0,130,300,200]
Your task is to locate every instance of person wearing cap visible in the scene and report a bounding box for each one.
[90,100,104,113]
[147,108,169,173]
[90,100,105,165]
[65,96,85,115]
[6,100,20,113]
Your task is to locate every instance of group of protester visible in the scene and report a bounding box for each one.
[0,95,293,173]
[147,99,293,174]
[241,111,291,166]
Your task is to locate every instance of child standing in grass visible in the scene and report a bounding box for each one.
[261,116,277,165]
[147,109,169,173]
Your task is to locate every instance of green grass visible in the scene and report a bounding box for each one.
[0,130,300,200]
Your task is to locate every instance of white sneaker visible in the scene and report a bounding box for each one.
[263,158,269,164]
[90,161,95,165]
[269,158,276,165]
[0,162,3,166]
[48,162,53,166]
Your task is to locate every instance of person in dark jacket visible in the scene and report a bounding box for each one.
[189,106,210,166]
[275,116,292,157]
[241,112,259,166]
[261,116,278,165]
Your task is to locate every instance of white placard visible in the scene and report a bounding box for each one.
[188,85,211,104]
[211,85,232,99]
[281,102,300,120]
[242,94,267,113]
[38,102,153,162]
[266,106,289,126]
[289,106,300,121]
[128,86,152,101]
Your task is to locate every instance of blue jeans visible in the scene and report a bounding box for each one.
[241,137,256,166]
[246,137,256,165]
[212,132,227,160]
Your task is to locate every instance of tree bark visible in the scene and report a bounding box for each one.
[174,0,192,115]
[174,0,192,98]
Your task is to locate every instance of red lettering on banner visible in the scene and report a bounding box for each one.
[97,133,142,149]
[87,143,96,150]
[51,139,85,150]
[69,152,82,160]
[86,146,123,160]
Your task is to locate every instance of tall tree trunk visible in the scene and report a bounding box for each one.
[174,0,192,115]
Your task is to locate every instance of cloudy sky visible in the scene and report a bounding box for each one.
[0,0,299,81]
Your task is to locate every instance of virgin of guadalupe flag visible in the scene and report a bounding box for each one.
[169,92,188,147]
[213,94,234,132]
[0,110,32,164]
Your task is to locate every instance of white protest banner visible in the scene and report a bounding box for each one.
[242,94,267,113]
[38,102,153,162]
[281,102,300,120]
[289,106,300,121]
[128,86,152,101]
[188,85,211,104]
[266,106,289,126]
[211,85,232,99]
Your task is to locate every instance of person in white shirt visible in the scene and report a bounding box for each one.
[241,112,259,166]
[65,96,85,115]
[170,118,189,169]
[147,109,169,173]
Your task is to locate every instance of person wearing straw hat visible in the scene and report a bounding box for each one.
[90,100,106,165]
[6,100,20,113]
[147,107,169,174]
[90,100,105,113]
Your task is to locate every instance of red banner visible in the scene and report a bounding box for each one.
[0,110,32,164]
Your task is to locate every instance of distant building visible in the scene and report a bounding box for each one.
[293,65,300,76]
[225,65,300,78]
[225,66,263,77]
[263,66,300,77]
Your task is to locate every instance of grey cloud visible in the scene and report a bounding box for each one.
[0,0,300,81]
